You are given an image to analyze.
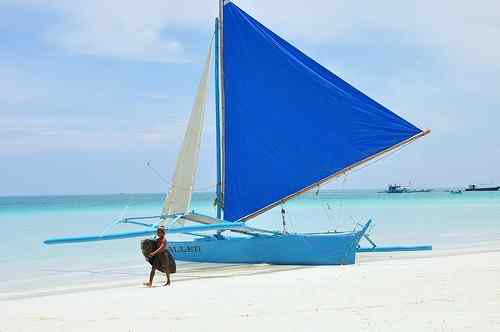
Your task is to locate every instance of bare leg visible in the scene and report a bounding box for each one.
[143,267,155,287]
[164,269,171,286]
[163,259,171,287]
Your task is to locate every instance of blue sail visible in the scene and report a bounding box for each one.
[222,2,422,222]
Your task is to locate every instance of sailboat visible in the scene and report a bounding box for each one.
[44,1,431,265]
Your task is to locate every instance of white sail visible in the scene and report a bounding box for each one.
[162,43,212,219]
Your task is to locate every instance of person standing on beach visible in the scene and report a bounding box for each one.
[143,226,171,287]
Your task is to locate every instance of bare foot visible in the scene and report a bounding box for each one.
[143,282,152,287]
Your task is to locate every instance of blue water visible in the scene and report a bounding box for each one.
[1,190,499,294]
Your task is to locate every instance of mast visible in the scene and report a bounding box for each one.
[219,0,226,215]
[214,18,222,219]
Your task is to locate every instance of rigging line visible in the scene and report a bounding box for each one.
[265,139,410,229]
[322,202,335,231]
[308,134,420,231]
[338,173,347,231]
[148,34,218,195]
[313,184,337,231]
[323,175,339,232]
[146,161,170,185]
[308,139,414,231]
[344,137,416,176]
[146,161,216,192]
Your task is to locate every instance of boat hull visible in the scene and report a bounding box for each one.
[464,186,499,192]
[168,230,364,265]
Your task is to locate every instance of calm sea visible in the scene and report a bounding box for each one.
[1,190,499,294]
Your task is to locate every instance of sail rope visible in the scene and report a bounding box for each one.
[324,137,417,234]
[336,173,348,231]
[314,185,338,232]
[146,161,216,192]
[316,173,348,232]
[344,137,416,176]
[323,203,334,230]
[328,173,347,232]
[309,137,418,232]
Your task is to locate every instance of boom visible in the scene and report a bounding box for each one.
[43,222,246,245]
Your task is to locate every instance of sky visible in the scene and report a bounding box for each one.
[1,0,499,196]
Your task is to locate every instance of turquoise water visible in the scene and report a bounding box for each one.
[1,190,499,294]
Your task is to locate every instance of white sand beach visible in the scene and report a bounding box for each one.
[2,244,499,332]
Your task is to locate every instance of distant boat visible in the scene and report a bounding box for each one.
[464,184,500,192]
[385,184,409,193]
[449,189,463,194]
[384,184,432,193]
